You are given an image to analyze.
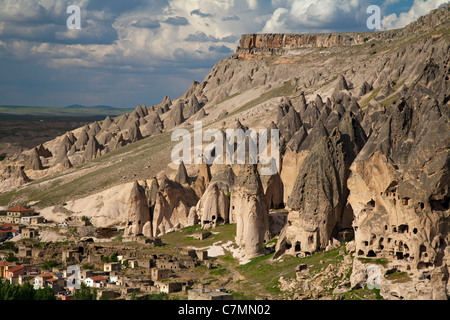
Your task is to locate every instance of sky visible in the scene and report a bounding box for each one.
[0,0,448,109]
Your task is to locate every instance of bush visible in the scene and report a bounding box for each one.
[74,283,97,300]
[148,293,169,300]
[42,260,59,271]
[6,253,18,263]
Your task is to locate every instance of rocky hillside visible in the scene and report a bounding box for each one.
[0,4,449,300]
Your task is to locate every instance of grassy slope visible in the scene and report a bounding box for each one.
[0,132,175,207]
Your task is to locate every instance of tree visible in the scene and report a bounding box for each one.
[74,283,97,300]
[5,253,18,263]
[42,260,59,271]
[35,286,56,300]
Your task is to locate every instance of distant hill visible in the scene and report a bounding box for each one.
[65,104,118,110]
[0,105,134,117]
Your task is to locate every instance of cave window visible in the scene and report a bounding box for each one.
[413,228,418,234]
[384,225,388,231]
[295,242,301,252]
[358,250,364,256]
[286,242,292,250]
[367,199,375,208]
[396,252,404,260]
[212,215,216,221]
[420,203,424,209]
[402,198,410,206]
[308,236,314,244]
[367,250,377,257]
[138,220,141,225]
[364,241,369,246]
[398,225,409,234]
[393,226,397,233]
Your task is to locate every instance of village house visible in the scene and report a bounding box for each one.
[0,260,10,278]
[21,227,37,239]
[62,249,82,264]
[2,205,36,224]
[6,265,26,283]
[20,215,45,225]
[97,290,120,300]
[137,258,154,269]
[193,232,212,240]
[104,262,121,273]
[0,223,20,242]
[84,275,109,288]
[180,258,196,269]
[17,245,33,258]
[151,268,171,281]
[156,259,180,271]
[154,281,183,294]
[127,259,138,269]
[34,273,65,292]
[196,250,208,261]
[57,291,74,301]
[188,288,234,301]
[80,269,94,282]
[181,249,197,259]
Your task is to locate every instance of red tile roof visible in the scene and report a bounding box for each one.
[88,276,109,282]
[8,205,34,212]
[7,265,24,273]
[0,223,17,229]
[37,273,55,279]
[0,260,10,267]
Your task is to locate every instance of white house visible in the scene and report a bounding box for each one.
[84,275,109,288]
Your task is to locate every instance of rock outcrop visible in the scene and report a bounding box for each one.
[276,112,367,257]
[230,165,270,258]
[124,181,151,237]
[348,58,450,299]
[152,177,199,237]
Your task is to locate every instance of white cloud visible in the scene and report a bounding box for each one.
[382,0,449,30]
[262,0,370,33]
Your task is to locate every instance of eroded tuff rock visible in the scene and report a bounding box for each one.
[152,176,199,237]
[26,148,44,171]
[196,165,234,229]
[348,58,450,299]
[231,164,270,258]
[124,181,151,237]
[276,112,367,258]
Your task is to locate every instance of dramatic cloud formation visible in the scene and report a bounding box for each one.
[382,0,449,29]
[0,0,446,108]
